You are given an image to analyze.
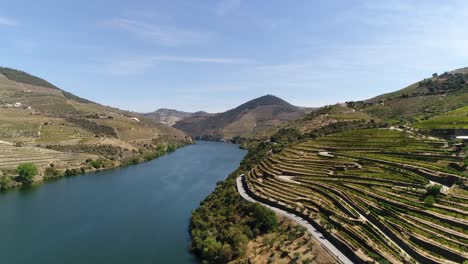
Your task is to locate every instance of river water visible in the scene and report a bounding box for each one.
[0,141,246,264]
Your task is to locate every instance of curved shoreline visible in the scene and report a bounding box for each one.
[236,175,354,264]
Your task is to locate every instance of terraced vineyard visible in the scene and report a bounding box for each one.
[245,128,467,263]
[0,140,90,171]
[416,106,468,129]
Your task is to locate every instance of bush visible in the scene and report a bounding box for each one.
[90,160,103,169]
[424,195,435,207]
[16,163,38,184]
[426,184,442,196]
[44,167,63,179]
[0,176,15,191]
[64,168,81,177]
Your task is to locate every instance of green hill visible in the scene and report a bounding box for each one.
[191,68,468,264]
[416,106,468,129]
[0,66,190,187]
[346,72,468,123]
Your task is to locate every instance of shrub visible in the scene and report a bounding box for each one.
[90,160,103,169]
[64,168,81,177]
[424,195,435,207]
[426,184,442,196]
[44,167,63,179]
[16,163,38,184]
[0,176,15,191]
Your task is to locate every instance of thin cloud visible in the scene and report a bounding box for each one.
[154,55,257,64]
[103,55,258,75]
[0,16,17,26]
[103,18,212,46]
[215,0,241,16]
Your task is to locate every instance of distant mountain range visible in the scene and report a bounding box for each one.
[172,94,309,140]
[144,108,211,126]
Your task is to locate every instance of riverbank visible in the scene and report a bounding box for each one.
[0,140,191,192]
[0,141,246,264]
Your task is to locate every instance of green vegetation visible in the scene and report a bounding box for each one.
[190,120,387,263]
[61,90,93,104]
[190,137,282,264]
[245,127,467,263]
[0,66,191,190]
[426,184,442,197]
[44,167,63,179]
[190,69,468,263]
[249,203,278,233]
[347,72,468,123]
[416,106,468,129]
[0,67,58,89]
[46,144,121,157]
[16,163,38,184]
[0,176,15,191]
[190,174,278,263]
[90,160,103,169]
[424,195,435,207]
[65,118,117,137]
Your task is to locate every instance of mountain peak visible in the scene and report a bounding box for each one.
[236,94,293,111]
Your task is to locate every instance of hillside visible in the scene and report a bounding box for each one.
[144,108,211,126]
[173,95,307,140]
[346,71,468,123]
[190,68,468,264]
[245,128,467,263]
[0,66,191,188]
[416,106,468,129]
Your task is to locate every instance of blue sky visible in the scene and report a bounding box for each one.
[1,0,468,112]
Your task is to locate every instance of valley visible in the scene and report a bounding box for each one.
[1,65,467,264]
[3,2,468,264]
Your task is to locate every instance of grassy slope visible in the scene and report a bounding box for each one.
[349,72,468,123]
[0,67,189,186]
[416,106,468,129]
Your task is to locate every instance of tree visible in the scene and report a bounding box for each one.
[16,163,38,184]
[432,73,438,78]
[249,203,278,233]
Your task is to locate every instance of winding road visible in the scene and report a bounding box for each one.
[236,175,354,264]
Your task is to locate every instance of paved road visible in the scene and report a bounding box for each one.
[236,175,354,264]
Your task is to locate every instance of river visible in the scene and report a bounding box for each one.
[0,141,247,264]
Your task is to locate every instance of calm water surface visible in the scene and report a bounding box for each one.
[0,141,246,264]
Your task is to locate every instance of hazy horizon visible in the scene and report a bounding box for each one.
[2,0,468,112]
